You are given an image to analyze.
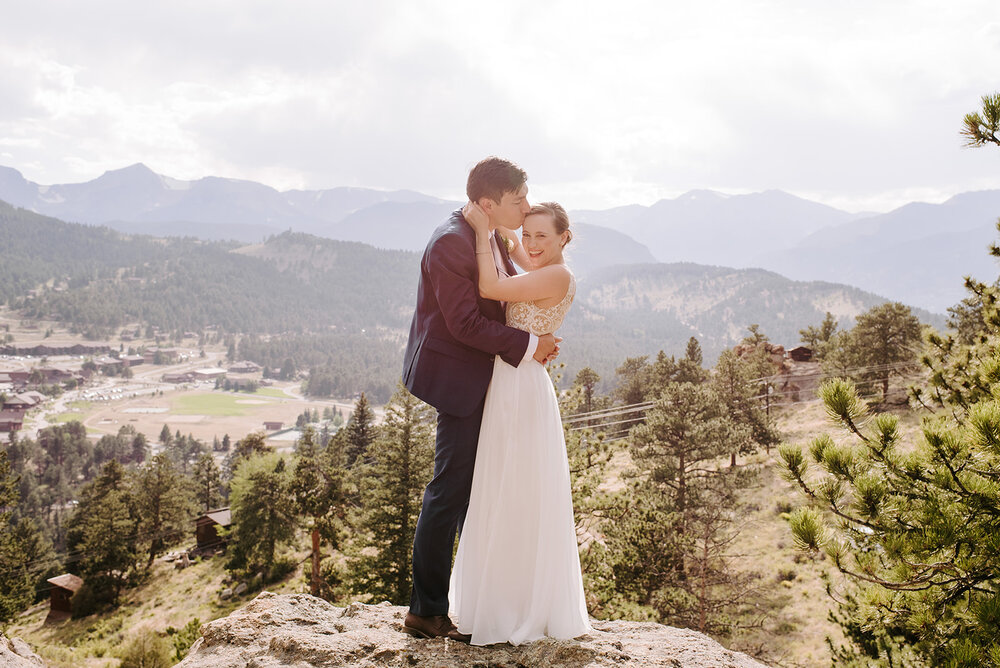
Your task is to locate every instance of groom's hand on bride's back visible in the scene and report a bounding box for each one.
[533,334,561,364]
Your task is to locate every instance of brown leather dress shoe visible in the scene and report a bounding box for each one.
[402,612,472,643]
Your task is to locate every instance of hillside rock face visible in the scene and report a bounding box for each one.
[177,592,767,668]
[0,634,44,667]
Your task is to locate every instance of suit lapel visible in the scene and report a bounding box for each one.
[495,231,516,276]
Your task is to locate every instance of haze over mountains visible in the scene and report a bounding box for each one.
[2,163,997,312]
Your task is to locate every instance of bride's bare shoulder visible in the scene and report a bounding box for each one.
[537,263,572,284]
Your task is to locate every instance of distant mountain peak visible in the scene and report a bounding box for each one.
[0,165,26,179]
[101,162,156,177]
[93,163,161,188]
[677,189,728,201]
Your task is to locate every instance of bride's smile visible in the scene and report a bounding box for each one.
[522,213,569,270]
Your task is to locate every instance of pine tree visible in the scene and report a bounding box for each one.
[159,424,172,447]
[0,451,34,625]
[289,428,349,597]
[677,337,707,383]
[961,92,1000,147]
[67,460,139,611]
[130,431,149,464]
[233,431,269,461]
[822,302,922,402]
[614,355,652,405]
[348,384,433,604]
[558,373,615,585]
[134,454,195,567]
[343,393,376,468]
[781,378,1000,664]
[165,433,206,474]
[192,453,222,512]
[226,453,295,577]
[713,347,779,462]
[573,367,601,415]
[799,311,839,358]
[590,382,761,636]
[781,110,1000,665]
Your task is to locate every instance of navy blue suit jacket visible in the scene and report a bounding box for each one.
[402,210,530,417]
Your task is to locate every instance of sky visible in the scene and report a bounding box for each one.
[1,0,999,212]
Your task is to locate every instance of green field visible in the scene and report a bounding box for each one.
[171,393,255,416]
[253,387,289,399]
[51,412,85,423]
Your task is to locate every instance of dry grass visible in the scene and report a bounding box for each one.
[732,392,928,667]
[9,542,312,667]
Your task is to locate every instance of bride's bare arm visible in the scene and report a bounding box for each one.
[495,227,531,271]
[481,258,570,303]
[463,203,571,303]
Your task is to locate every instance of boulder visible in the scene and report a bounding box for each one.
[1,634,45,667]
[177,592,768,668]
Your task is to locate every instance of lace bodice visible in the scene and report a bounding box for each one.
[506,273,575,335]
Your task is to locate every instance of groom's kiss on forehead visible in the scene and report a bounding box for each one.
[465,157,531,231]
[477,183,529,231]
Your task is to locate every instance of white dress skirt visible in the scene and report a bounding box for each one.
[450,351,591,645]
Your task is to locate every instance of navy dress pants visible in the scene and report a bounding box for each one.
[409,398,485,616]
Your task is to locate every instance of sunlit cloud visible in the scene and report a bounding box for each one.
[1,0,998,211]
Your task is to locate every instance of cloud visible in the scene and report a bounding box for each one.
[1,0,998,210]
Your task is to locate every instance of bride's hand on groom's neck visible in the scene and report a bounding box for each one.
[462,201,491,237]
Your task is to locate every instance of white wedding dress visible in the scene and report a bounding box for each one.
[451,274,591,645]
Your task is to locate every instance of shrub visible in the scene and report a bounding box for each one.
[166,617,201,661]
[117,628,172,668]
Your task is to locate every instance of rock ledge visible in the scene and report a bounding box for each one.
[177,592,767,667]
[0,634,44,667]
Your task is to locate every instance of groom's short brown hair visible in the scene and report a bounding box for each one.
[466,157,527,204]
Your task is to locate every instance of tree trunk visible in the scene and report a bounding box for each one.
[311,528,320,597]
[699,532,708,633]
[678,450,686,514]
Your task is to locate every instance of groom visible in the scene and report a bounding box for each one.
[401,157,558,641]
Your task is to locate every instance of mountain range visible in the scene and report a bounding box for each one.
[2,163,997,312]
[0,164,655,277]
[0,200,947,393]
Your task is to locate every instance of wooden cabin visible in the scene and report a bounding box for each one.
[195,507,232,552]
[47,573,83,615]
[787,346,813,362]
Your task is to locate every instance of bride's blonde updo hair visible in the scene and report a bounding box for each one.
[528,202,572,247]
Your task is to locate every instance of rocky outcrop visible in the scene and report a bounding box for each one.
[0,634,44,667]
[177,592,767,668]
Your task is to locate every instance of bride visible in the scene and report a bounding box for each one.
[450,200,591,646]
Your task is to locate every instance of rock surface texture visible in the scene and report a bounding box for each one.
[0,634,45,667]
[177,592,768,668]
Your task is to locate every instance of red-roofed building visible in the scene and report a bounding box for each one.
[0,410,24,433]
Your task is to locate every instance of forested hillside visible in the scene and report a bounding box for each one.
[0,201,174,304]
[1,204,418,337]
[557,263,945,383]
[1,200,944,398]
